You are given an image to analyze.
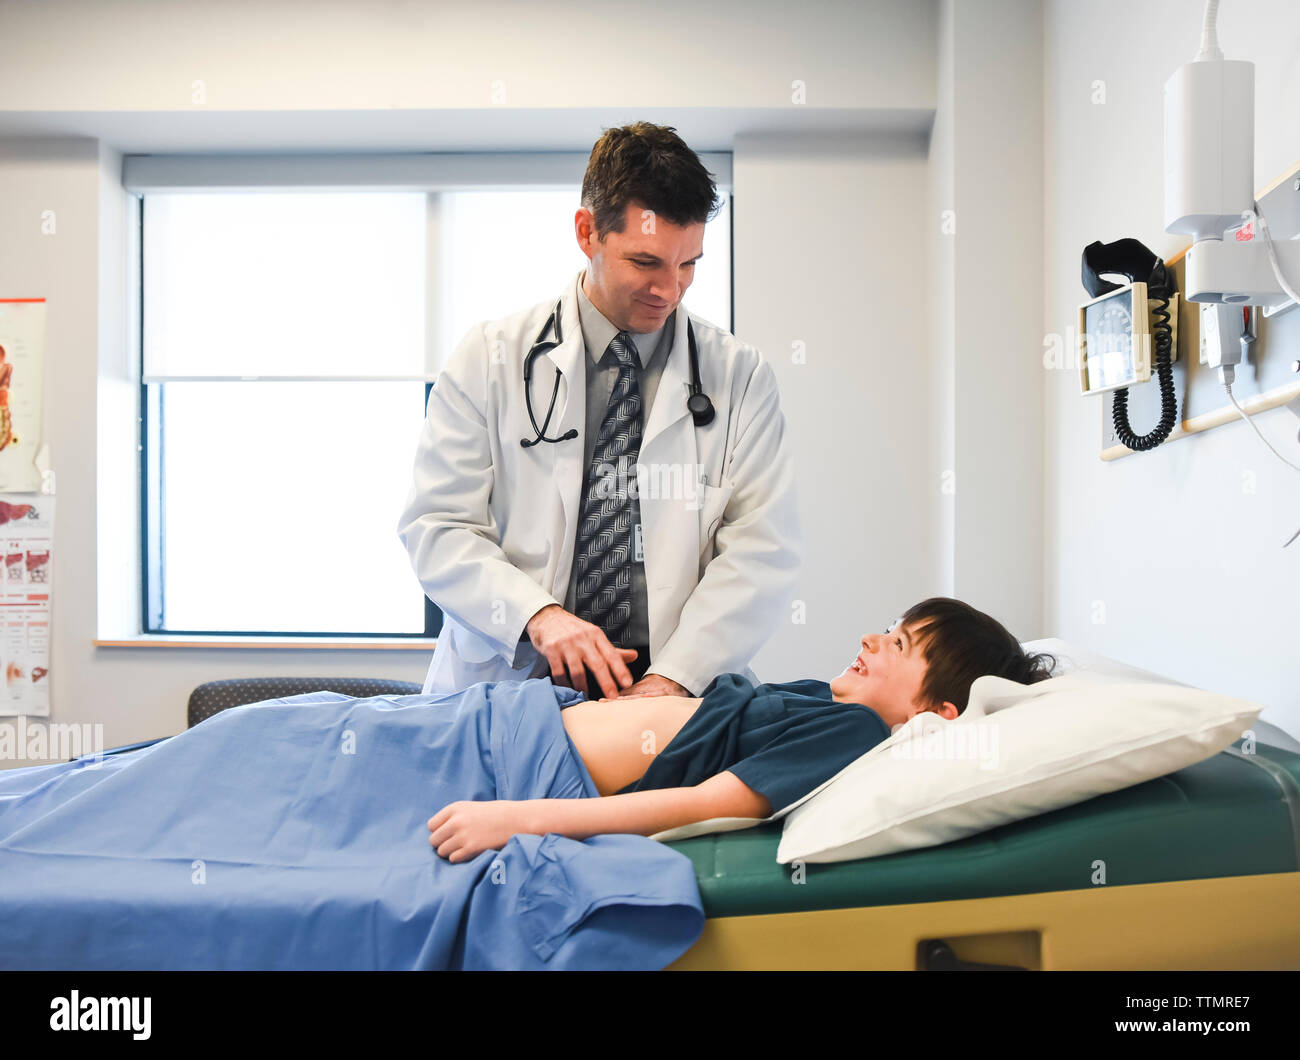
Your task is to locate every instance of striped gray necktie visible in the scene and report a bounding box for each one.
[573,331,643,647]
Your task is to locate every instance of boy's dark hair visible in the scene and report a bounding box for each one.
[581,122,721,238]
[898,597,1058,716]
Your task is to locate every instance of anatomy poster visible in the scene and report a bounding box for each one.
[0,299,46,493]
[0,494,52,715]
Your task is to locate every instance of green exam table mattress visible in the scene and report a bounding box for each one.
[665,739,1300,970]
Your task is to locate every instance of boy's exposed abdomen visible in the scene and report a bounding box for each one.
[560,695,704,797]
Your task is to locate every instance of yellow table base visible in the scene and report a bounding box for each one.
[668,871,1300,970]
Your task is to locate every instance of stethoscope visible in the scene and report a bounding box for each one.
[520,299,714,448]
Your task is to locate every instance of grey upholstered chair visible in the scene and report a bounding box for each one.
[186,676,423,728]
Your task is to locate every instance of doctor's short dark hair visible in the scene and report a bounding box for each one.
[582,122,721,237]
[898,597,1058,716]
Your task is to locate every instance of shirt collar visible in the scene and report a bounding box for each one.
[575,268,669,368]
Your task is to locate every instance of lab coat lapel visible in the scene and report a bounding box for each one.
[640,306,692,453]
[544,281,587,600]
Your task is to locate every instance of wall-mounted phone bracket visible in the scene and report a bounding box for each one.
[1101,160,1300,460]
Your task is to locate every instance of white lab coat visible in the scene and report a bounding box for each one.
[397,271,801,697]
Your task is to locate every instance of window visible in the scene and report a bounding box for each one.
[139,181,732,637]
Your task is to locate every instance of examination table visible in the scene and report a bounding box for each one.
[664,731,1300,970]
[87,678,1296,971]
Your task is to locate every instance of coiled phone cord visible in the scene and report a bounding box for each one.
[1111,296,1177,451]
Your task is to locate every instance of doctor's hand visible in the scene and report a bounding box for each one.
[525,604,638,699]
[618,673,691,699]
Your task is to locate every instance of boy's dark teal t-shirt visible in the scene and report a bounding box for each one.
[613,672,891,813]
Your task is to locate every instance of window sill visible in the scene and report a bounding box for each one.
[93,636,438,650]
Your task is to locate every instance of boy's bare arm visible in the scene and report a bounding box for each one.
[427,771,772,863]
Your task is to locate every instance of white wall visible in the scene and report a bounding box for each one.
[1044,0,1300,736]
[6,0,1030,769]
[735,131,936,680]
[952,0,1045,636]
[9,0,1279,767]
[0,0,935,114]
[740,2,1046,686]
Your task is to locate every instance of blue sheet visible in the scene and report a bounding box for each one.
[0,678,704,970]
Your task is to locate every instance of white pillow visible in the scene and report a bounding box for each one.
[775,671,1263,864]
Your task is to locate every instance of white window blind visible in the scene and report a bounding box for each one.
[142,192,428,382]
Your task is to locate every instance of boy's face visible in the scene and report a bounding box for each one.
[829,620,957,730]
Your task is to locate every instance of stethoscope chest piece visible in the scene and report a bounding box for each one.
[687,390,714,426]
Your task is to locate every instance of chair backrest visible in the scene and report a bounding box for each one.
[187,677,423,728]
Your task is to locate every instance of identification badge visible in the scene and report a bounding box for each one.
[634,523,644,562]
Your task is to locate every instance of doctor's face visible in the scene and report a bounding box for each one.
[829,620,957,730]
[576,201,705,334]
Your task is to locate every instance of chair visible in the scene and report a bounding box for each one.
[187,676,423,728]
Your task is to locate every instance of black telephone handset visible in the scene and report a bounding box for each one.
[1081,237,1179,451]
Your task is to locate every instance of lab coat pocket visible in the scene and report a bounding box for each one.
[447,618,497,664]
[696,477,735,560]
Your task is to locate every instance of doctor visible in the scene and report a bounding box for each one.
[398,122,801,701]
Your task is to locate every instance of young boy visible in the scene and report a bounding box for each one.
[428,597,1056,861]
